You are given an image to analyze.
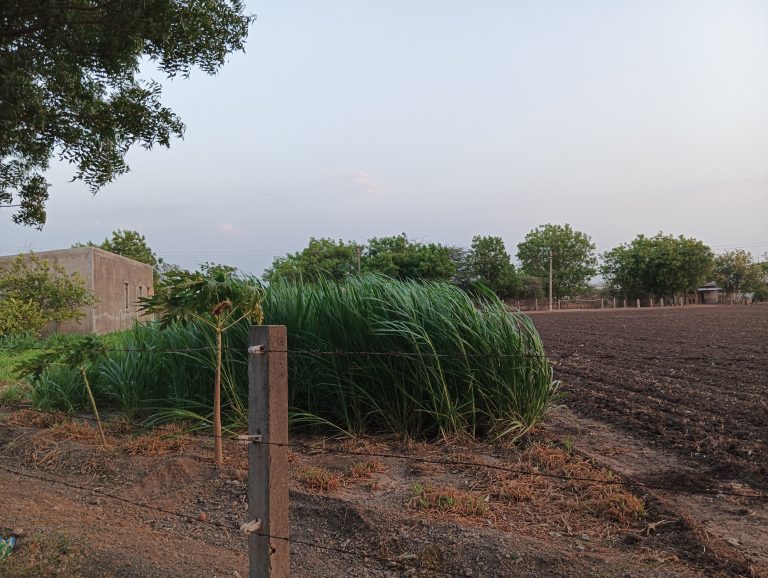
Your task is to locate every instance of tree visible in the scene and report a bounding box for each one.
[0,1,253,228]
[601,234,713,300]
[77,228,158,264]
[264,235,456,284]
[461,236,519,298]
[516,224,597,299]
[0,254,95,334]
[363,234,455,281]
[713,250,762,296]
[264,238,358,283]
[140,267,263,465]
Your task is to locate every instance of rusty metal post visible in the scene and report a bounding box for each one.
[247,326,289,578]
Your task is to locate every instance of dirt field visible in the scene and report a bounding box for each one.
[530,305,768,576]
[529,305,768,492]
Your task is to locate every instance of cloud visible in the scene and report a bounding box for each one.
[345,170,388,199]
[215,223,243,236]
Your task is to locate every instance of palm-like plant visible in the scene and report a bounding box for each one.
[140,268,264,465]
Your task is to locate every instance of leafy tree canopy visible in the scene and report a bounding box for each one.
[264,235,456,284]
[0,253,95,334]
[456,235,519,298]
[75,229,166,281]
[263,238,358,284]
[1,1,253,228]
[363,234,455,281]
[713,250,762,295]
[601,233,713,299]
[516,224,597,299]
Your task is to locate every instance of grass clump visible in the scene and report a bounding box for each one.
[410,483,490,518]
[269,275,557,440]
[22,275,557,441]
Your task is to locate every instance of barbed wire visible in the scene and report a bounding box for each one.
[0,343,762,362]
[1,403,765,502]
[0,462,464,577]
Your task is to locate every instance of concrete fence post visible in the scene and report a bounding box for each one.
[248,325,290,578]
[636,299,640,308]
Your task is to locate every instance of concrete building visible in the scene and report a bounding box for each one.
[0,247,154,334]
[696,282,723,305]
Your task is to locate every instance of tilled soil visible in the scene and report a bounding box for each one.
[530,305,768,492]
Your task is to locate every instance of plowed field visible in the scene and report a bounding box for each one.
[530,305,768,491]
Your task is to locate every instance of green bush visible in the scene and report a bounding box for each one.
[0,298,47,335]
[0,254,95,335]
[25,276,557,440]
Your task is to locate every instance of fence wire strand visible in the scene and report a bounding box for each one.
[1,403,765,502]
[0,343,761,362]
[0,462,464,577]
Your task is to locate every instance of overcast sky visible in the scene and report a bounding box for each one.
[2,0,767,274]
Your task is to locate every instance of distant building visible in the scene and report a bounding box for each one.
[696,282,722,305]
[0,247,153,334]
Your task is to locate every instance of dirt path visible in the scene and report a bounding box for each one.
[548,407,768,577]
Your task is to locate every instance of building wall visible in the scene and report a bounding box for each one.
[0,247,154,335]
[91,248,154,334]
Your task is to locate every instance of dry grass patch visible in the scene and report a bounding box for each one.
[5,409,68,429]
[292,465,341,493]
[50,421,107,445]
[124,424,192,457]
[410,483,491,519]
[345,459,384,480]
[524,442,569,471]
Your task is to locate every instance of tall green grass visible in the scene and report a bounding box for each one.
[25,276,557,440]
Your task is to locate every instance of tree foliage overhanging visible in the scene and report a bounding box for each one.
[0,0,253,228]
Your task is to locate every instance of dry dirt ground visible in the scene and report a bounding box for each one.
[0,305,765,577]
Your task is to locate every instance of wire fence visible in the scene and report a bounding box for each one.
[0,343,762,362]
[1,340,766,574]
[1,402,765,502]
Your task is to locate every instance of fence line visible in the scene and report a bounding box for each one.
[0,343,761,362]
[1,402,765,502]
[0,462,465,577]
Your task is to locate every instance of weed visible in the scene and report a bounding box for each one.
[410,483,490,518]
[345,459,384,480]
[292,465,341,493]
[0,531,84,578]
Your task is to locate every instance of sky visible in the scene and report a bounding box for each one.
[2,0,767,274]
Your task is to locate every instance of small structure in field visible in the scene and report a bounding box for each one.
[696,282,722,304]
[0,247,153,334]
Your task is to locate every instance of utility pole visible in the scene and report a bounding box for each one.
[548,249,553,311]
[356,245,362,274]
